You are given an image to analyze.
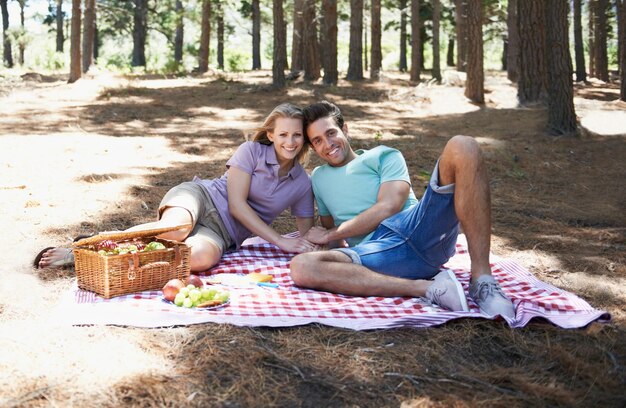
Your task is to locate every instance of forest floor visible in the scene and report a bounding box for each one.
[0,67,624,407]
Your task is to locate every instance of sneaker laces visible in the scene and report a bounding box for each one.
[473,281,506,302]
[428,287,447,305]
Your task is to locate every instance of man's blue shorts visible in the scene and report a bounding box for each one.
[333,161,459,280]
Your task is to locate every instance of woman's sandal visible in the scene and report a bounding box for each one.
[33,234,93,269]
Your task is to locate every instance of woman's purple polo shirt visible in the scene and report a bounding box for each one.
[194,141,313,248]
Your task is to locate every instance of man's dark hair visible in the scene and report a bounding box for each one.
[302,101,344,138]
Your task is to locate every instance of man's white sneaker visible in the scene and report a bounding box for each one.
[469,275,516,319]
[425,270,469,312]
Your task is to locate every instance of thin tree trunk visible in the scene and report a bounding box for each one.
[132,0,147,67]
[217,1,224,70]
[573,0,587,82]
[545,0,576,135]
[272,0,286,87]
[593,0,609,81]
[456,0,468,72]
[197,0,210,73]
[252,0,261,70]
[409,0,420,82]
[502,37,507,70]
[291,0,304,72]
[507,0,519,82]
[56,0,64,52]
[322,0,338,84]
[447,38,455,66]
[517,0,546,104]
[18,0,25,64]
[68,0,81,83]
[363,13,368,71]
[619,0,625,100]
[1,0,12,67]
[174,0,184,65]
[82,0,95,73]
[370,0,381,79]
[399,0,407,71]
[589,0,596,77]
[464,0,483,103]
[303,0,320,80]
[432,0,441,82]
[347,0,364,80]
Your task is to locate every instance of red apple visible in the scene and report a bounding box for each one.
[186,274,204,288]
[162,278,185,301]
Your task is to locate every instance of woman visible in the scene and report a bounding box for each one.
[36,103,317,271]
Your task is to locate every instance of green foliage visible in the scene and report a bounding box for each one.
[227,49,250,72]
[34,47,66,70]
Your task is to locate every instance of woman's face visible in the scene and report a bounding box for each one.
[267,117,305,165]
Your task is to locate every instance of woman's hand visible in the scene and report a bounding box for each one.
[303,226,332,245]
[276,236,319,254]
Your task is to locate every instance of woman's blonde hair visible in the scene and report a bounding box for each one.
[249,103,310,165]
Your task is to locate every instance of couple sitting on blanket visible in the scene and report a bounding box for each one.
[36,101,515,318]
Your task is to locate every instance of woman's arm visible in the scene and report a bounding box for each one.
[295,216,314,238]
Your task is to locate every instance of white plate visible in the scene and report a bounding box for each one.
[161,297,230,310]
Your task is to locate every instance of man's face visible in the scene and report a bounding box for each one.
[307,116,355,167]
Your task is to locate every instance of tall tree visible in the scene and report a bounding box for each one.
[302,0,320,80]
[447,38,454,66]
[618,0,625,100]
[272,0,286,87]
[174,0,184,65]
[589,0,596,76]
[409,0,420,82]
[82,0,96,73]
[347,0,364,80]
[573,0,587,82]
[399,0,408,71]
[517,0,546,104]
[545,0,576,134]
[464,0,483,103]
[592,0,609,81]
[322,0,338,84]
[431,0,441,82]
[1,0,12,67]
[291,0,304,72]
[198,0,211,72]
[216,0,224,70]
[17,0,25,65]
[68,0,81,83]
[506,0,519,82]
[370,0,381,79]
[252,0,261,69]
[56,0,64,52]
[455,0,468,72]
[132,0,147,67]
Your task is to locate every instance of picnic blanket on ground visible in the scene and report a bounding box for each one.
[55,234,610,330]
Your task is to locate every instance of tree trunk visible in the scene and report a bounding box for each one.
[363,14,368,71]
[502,37,507,70]
[94,26,99,61]
[507,0,519,82]
[291,0,304,72]
[302,0,320,80]
[132,0,147,67]
[464,0,483,103]
[56,0,64,52]
[174,0,184,65]
[347,0,364,80]
[399,0,407,71]
[322,0,338,84]
[618,0,625,100]
[455,0,468,72]
[431,0,441,82]
[593,0,609,81]
[197,0,210,73]
[1,0,12,67]
[217,1,224,70]
[573,0,587,82]
[272,0,286,87]
[18,0,25,64]
[68,0,81,83]
[447,38,455,66]
[82,0,95,73]
[252,0,261,70]
[370,0,381,79]
[409,0,420,82]
[589,0,596,77]
[545,0,576,135]
[517,0,546,104]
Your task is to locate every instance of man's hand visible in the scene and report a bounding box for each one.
[276,236,319,254]
[303,226,333,245]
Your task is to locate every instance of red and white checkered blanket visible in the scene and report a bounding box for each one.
[56,235,610,330]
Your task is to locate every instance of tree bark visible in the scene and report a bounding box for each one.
[68,0,81,83]
[1,0,12,67]
[302,0,320,80]
[272,0,286,87]
[455,0,468,72]
[291,0,304,72]
[197,0,210,73]
[573,0,587,82]
[370,0,381,79]
[347,0,364,80]
[217,1,224,70]
[507,0,519,82]
[517,0,546,104]
[18,0,25,64]
[56,0,64,52]
[322,0,338,84]
[409,0,420,82]
[464,0,483,103]
[174,0,184,65]
[252,0,261,70]
[618,0,625,100]
[399,0,407,71]
[132,0,147,67]
[431,0,441,82]
[593,0,609,81]
[82,0,96,73]
[589,0,595,77]
[545,0,576,135]
[447,38,454,66]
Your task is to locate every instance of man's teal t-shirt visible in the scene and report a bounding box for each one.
[311,145,418,247]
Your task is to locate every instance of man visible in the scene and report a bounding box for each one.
[290,101,515,318]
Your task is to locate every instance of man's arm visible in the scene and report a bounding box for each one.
[305,180,410,245]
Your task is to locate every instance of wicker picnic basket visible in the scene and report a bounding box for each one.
[73,225,191,299]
